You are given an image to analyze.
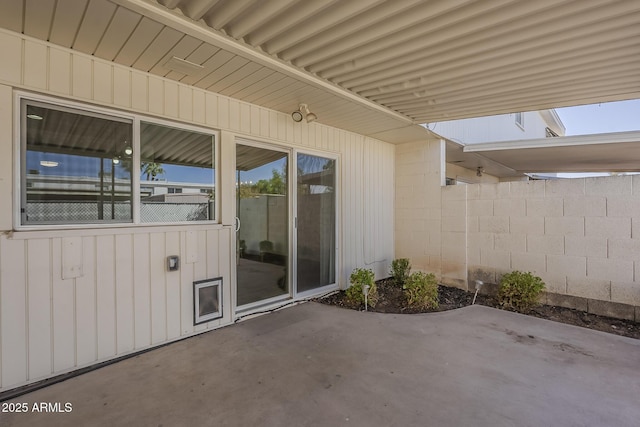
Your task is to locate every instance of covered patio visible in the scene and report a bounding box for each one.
[2,303,639,426]
[1,0,640,415]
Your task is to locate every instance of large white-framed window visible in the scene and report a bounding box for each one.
[16,94,219,229]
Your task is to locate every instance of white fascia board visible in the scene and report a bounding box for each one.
[463,130,640,152]
[539,109,566,135]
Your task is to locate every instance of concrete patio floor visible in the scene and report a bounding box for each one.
[1,303,639,427]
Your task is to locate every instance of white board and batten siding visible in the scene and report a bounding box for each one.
[0,29,395,391]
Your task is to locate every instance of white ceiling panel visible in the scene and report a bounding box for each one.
[0,0,23,33]
[196,55,249,90]
[240,74,296,104]
[114,17,164,66]
[23,0,55,40]
[208,61,262,94]
[176,43,221,84]
[73,0,117,54]
[181,43,220,66]
[49,0,89,48]
[94,7,142,60]
[218,66,274,97]
[132,26,183,71]
[149,35,202,76]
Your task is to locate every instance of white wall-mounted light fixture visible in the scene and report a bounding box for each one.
[291,109,303,122]
[292,104,317,123]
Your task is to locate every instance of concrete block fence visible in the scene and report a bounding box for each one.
[443,176,640,320]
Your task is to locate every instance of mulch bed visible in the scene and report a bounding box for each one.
[316,278,640,340]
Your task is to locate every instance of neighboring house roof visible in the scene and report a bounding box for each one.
[539,109,566,137]
[1,0,638,144]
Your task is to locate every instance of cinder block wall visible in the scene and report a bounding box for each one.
[395,140,445,275]
[441,184,467,288]
[456,176,640,320]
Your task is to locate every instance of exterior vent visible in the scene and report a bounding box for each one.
[164,56,204,75]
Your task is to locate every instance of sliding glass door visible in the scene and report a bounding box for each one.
[236,143,289,307]
[296,153,336,293]
[235,144,337,309]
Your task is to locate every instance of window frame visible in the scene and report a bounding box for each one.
[515,112,524,130]
[15,92,220,230]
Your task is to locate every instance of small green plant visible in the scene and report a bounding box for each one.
[390,258,411,287]
[497,271,545,312]
[403,271,439,309]
[346,268,378,308]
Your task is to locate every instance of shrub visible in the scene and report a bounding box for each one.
[497,271,545,312]
[403,272,439,309]
[346,268,378,308]
[390,258,411,287]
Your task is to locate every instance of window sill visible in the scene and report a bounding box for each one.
[8,221,227,240]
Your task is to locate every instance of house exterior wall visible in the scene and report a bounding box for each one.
[0,29,395,391]
[429,111,554,145]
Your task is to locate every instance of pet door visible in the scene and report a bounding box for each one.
[194,278,222,325]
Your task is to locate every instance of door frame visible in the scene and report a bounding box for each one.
[233,138,341,313]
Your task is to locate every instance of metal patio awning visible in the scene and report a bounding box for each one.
[459,131,640,176]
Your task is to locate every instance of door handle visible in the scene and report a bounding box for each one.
[235,216,240,232]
